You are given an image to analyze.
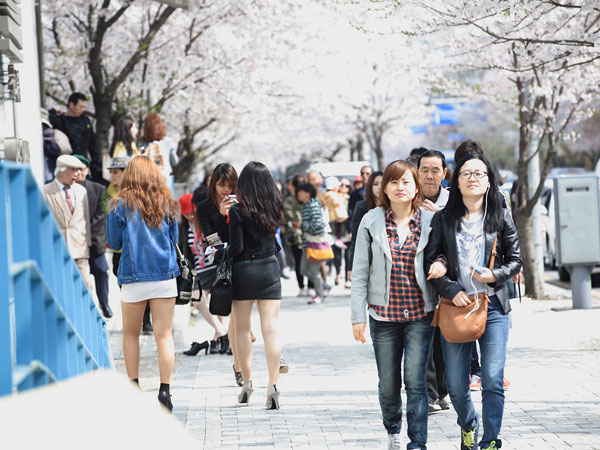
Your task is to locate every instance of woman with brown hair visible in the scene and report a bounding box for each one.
[195,163,242,379]
[106,155,180,412]
[139,113,177,181]
[351,160,438,449]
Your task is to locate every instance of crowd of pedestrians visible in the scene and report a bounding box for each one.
[40,90,523,450]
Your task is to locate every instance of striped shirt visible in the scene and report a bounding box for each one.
[188,227,215,274]
[370,208,426,322]
[300,197,327,248]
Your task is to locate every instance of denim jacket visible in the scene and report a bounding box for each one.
[106,201,180,285]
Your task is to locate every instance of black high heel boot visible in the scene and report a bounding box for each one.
[183,340,209,356]
[158,388,173,413]
[209,339,221,354]
[219,334,230,354]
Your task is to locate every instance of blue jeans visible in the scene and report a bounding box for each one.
[369,314,434,449]
[441,296,509,449]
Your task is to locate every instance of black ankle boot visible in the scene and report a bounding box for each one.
[158,391,173,412]
[219,334,230,354]
[209,339,221,354]
[158,384,173,413]
[183,340,209,356]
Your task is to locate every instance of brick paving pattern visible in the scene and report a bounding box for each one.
[107,265,600,449]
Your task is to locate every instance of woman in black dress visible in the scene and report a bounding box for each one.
[229,161,284,410]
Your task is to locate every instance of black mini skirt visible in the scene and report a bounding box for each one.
[232,255,282,300]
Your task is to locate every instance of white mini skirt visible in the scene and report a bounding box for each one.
[120,278,178,303]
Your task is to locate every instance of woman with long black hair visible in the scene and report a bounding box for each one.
[424,150,521,450]
[110,117,139,158]
[228,161,284,410]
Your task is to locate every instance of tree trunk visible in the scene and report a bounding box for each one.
[93,95,113,156]
[515,211,545,298]
[513,75,545,299]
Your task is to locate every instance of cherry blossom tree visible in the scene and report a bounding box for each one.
[359,0,600,298]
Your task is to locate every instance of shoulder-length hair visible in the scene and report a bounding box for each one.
[237,161,283,233]
[110,116,135,157]
[365,170,383,212]
[109,155,178,228]
[140,113,167,142]
[379,161,422,211]
[445,153,503,233]
[208,163,238,208]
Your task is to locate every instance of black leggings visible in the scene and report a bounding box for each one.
[291,245,305,289]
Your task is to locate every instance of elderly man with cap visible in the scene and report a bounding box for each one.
[43,155,95,296]
[73,155,112,318]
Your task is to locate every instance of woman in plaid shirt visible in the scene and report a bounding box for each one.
[351,161,439,450]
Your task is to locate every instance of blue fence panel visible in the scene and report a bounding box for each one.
[0,161,111,396]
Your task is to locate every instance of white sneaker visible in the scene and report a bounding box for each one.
[469,374,482,391]
[297,288,307,297]
[308,295,323,304]
[388,433,402,449]
[344,280,352,289]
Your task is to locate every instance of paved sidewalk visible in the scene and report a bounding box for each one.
[106,265,600,449]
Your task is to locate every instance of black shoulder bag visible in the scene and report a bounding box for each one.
[175,243,197,305]
[209,246,233,316]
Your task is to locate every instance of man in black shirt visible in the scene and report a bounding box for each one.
[348,164,372,220]
[73,155,112,319]
[50,92,102,183]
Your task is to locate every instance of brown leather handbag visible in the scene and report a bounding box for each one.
[431,235,497,343]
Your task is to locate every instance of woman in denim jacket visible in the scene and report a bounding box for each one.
[106,155,180,412]
[351,161,437,450]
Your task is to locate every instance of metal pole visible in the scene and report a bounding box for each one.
[570,266,593,309]
[527,132,545,283]
[35,0,46,108]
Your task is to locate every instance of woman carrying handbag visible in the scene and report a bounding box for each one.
[228,162,284,410]
[424,150,521,450]
[295,182,332,305]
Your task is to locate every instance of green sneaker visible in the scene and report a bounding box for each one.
[460,427,477,450]
[481,442,498,450]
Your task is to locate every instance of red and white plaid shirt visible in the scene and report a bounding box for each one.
[370,208,427,322]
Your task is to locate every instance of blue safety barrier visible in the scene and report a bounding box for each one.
[0,161,111,396]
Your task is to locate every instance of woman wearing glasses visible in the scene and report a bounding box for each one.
[424,150,521,450]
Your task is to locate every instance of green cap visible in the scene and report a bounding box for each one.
[73,154,90,167]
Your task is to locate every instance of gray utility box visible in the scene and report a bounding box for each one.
[553,174,600,309]
[553,175,600,266]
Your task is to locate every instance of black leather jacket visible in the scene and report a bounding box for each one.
[424,208,522,314]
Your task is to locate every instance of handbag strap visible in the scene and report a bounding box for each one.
[488,235,498,269]
[175,242,184,261]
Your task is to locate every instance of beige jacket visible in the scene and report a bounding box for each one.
[43,180,91,260]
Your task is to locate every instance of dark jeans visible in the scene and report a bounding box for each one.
[369,315,434,449]
[426,327,447,401]
[291,245,305,289]
[470,342,481,377]
[332,245,343,276]
[442,296,509,449]
[89,253,109,309]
